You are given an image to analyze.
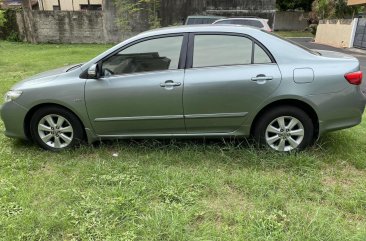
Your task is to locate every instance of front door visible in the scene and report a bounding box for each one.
[85,35,186,136]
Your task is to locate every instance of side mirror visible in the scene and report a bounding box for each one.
[88,64,100,79]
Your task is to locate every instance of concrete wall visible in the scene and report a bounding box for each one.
[16,10,105,43]
[38,0,102,11]
[274,11,309,31]
[315,19,356,48]
[348,0,366,5]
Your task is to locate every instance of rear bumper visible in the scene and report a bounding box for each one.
[314,87,366,135]
[0,101,29,140]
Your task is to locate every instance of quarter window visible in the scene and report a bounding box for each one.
[102,36,183,76]
[193,35,252,68]
[254,43,272,64]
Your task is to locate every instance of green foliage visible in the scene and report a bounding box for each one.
[312,0,362,19]
[277,0,314,11]
[114,0,160,33]
[6,31,20,42]
[0,10,6,28]
[1,41,366,239]
[0,0,4,27]
[309,23,318,35]
[275,31,314,37]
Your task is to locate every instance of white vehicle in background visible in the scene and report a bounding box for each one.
[213,17,272,32]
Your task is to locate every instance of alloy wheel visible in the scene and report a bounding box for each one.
[265,116,305,152]
[37,114,74,149]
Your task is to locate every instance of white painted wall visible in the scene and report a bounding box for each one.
[38,0,102,11]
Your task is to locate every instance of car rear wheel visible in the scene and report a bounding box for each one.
[30,106,84,151]
[253,106,314,152]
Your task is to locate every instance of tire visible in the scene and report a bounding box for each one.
[253,106,314,152]
[30,106,84,151]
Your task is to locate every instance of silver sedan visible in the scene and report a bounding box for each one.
[1,25,365,152]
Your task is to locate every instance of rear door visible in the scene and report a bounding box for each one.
[183,33,282,134]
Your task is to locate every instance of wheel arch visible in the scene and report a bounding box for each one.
[24,103,86,141]
[250,99,319,139]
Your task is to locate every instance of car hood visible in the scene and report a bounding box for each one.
[11,64,83,90]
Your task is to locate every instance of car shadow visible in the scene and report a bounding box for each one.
[8,131,365,170]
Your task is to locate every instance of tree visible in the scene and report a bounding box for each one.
[22,0,32,9]
[277,0,314,11]
[114,0,160,32]
[311,0,362,19]
[0,0,6,27]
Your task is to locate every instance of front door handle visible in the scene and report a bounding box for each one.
[251,75,273,81]
[160,80,181,88]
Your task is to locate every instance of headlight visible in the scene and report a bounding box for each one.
[4,90,23,103]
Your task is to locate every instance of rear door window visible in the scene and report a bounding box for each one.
[193,35,252,68]
[192,34,273,68]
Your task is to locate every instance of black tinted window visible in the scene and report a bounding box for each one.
[102,36,183,76]
[193,35,253,68]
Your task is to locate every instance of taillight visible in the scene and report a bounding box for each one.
[345,71,363,85]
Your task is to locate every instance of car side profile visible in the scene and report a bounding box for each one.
[212,18,272,32]
[1,25,365,152]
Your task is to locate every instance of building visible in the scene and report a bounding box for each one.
[0,0,22,9]
[37,0,102,11]
[347,0,366,5]
[315,0,366,49]
[347,0,366,49]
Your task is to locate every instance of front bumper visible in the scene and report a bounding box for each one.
[0,101,29,140]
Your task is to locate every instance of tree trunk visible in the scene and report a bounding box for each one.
[22,0,32,9]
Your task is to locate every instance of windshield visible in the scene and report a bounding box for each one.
[262,30,321,56]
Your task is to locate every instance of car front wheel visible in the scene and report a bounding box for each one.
[253,106,314,152]
[30,106,84,151]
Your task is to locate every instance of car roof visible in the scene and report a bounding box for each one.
[139,24,260,38]
[215,18,267,21]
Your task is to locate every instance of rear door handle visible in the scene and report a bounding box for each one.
[160,80,181,88]
[251,75,273,81]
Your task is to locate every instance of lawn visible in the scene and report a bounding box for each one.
[0,41,366,240]
[275,31,314,38]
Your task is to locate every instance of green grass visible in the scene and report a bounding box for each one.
[1,41,366,240]
[275,31,314,38]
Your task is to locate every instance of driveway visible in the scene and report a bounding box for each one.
[289,37,366,93]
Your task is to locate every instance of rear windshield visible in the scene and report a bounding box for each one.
[263,30,321,56]
[233,19,264,28]
[186,18,222,25]
[215,19,264,28]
